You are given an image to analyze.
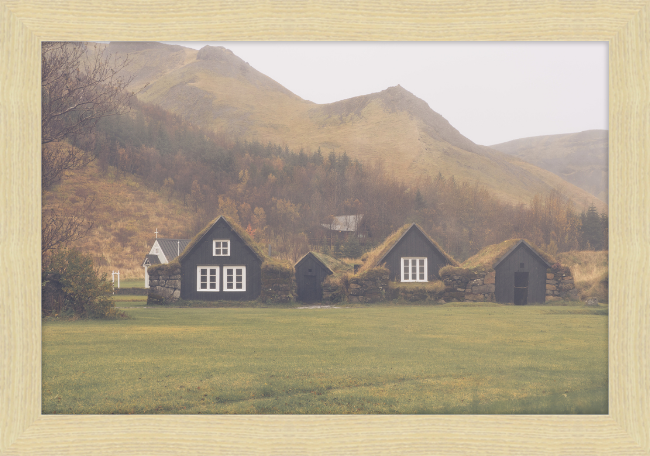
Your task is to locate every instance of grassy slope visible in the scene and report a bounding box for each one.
[42,305,607,415]
[44,162,195,279]
[557,250,609,302]
[108,42,606,211]
[491,130,608,203]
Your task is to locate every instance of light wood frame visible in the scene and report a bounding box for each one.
[1,1,648,454]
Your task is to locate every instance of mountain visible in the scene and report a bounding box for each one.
[103,42,606,212]
[490,130,608,204]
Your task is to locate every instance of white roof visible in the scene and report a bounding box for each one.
[321,215,363,232]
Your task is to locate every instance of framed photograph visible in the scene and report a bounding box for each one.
[1,1,647,454]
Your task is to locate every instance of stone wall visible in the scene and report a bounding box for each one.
[322,277,346,302]
[147,263,181,304]
[260,263,296,303]
[346,267,389,303]
[442,270,495,302]
[545,266,578,302]
[441,267,577,303]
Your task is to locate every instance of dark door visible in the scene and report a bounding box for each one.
[302,275,318,302]
[514,272,529,305]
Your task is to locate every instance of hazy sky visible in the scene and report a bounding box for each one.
[163,42,608,146]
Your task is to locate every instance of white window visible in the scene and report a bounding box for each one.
[402,258,427,282]
[224,266,246,291]
[197,266,219,291]
[213,240,230,256]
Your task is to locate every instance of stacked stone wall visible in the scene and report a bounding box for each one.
[545,266,577,302]
[147,264,181,304]
[442,271,495,302]
[441,266,577,303]
[346,267,389,303]
[260,263,296,303]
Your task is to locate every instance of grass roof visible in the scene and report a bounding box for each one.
[177,215,270,264]
[357,223,458,275]
[310,251,354,276]
[462,239,557,272]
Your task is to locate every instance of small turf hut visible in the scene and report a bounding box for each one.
[294,252,353,302]
[460,239,555,305]
[177,216,267,301]
[359,223,458,282]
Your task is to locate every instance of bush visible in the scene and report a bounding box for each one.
[42,249,119,318]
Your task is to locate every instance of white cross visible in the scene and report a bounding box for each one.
[155,228,159,239]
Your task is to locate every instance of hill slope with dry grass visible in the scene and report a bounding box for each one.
[102,42,605,213]
[44,162,196,279]
[491,130,608,204]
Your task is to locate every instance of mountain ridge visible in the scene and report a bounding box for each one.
[103,42,606,212]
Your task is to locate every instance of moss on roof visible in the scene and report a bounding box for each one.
[178,215,269,263]
[461,239,557,272]
[311,252,354,276]
[357,223,458,275]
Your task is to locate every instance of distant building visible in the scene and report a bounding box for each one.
[320,214,367,244]
[142,237,190,288]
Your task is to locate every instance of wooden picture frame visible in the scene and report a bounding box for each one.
[1,1,647,454]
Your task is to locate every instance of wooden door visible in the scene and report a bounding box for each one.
[514,272,529,305]
[302,274,318,302]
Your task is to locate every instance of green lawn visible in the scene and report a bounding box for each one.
[42,305,608,415]
[113,295,148,308]
[117,278,145,288]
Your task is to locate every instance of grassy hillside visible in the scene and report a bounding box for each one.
[557,250,609,303]
[103,42,607,212]
[491,130,608,204]
[44,162,195,279]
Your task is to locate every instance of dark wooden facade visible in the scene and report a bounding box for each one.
[494,240,551,305]
[179,217,262,301]
[294,252,333,303]
[380,224,454,282]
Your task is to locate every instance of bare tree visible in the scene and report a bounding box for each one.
[42,42,134,255]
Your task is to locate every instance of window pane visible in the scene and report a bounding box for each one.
[235,268,243,289]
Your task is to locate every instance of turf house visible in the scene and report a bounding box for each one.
[440,239,577,304]
[492,239,553,305]
[360,223,458,283]
[175,216,266,301]
[294,252,353,302]
[141,237,190,288]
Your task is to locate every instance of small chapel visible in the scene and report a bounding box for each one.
[142,228,190,288]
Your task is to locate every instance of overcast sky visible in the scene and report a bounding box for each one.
[163,42,608,146]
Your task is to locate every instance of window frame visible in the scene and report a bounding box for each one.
[401,257,428,282]
[213,239,230,256]
[223,266,246,292]
[197,266,220,292]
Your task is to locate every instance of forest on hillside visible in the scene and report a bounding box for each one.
[86,98,608,263]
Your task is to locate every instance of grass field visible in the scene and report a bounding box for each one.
[42,304,608,415]
[118,279,146,289]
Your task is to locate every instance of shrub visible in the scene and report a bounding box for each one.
[43,249,119,318]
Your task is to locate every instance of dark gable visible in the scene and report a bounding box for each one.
[494,241,551,304]
[381,224,454,282]
[179,217,262,301]
[294,252,333,303]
